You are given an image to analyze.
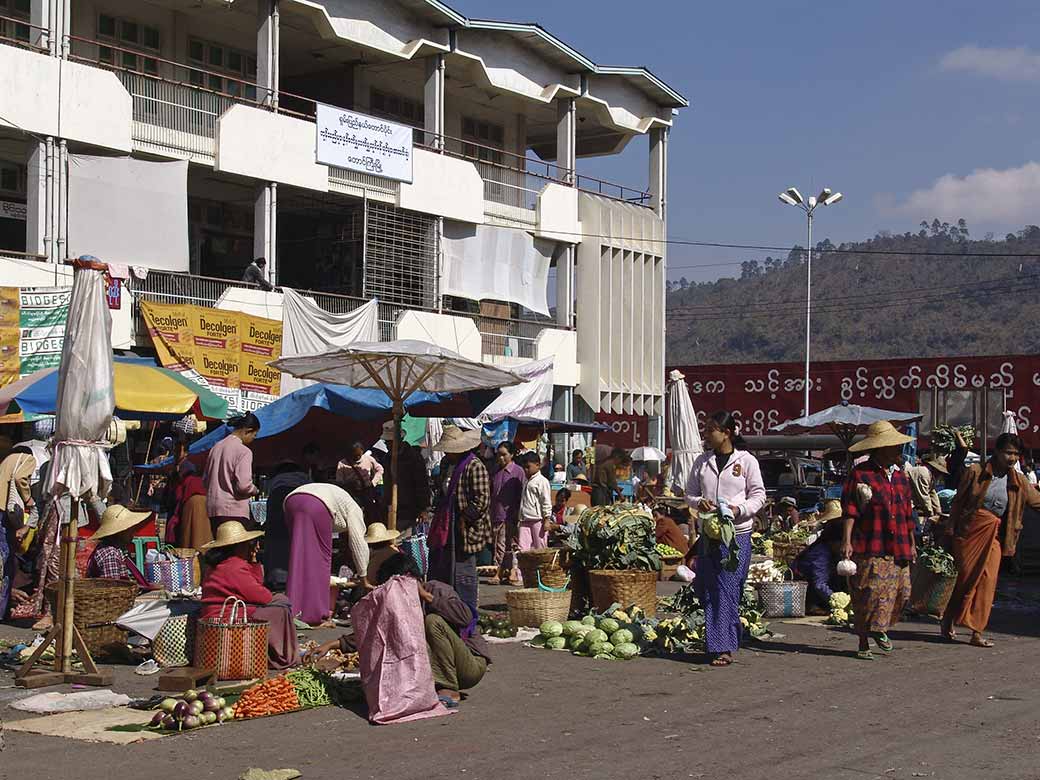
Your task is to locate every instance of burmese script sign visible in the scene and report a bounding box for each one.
[315,103,413,183]
[140,300,283,414]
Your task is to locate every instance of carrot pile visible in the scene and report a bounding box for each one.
[232,675,300,719]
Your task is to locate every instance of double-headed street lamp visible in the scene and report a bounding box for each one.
[778,186,843,416]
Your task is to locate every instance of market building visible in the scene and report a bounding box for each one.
[0,0,686,441]
[668,354,1039,452]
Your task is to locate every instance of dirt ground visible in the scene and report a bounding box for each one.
[1,579,1039,780]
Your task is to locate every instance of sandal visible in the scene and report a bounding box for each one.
[873,633,893,653]
[437,694,459,710]
[970,636,994,648]
[709,653,733,667]
[855,649,875,661]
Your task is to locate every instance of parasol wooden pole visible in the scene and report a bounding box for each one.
[57,499,78,672]
[133,421,157,506]
[388,402,402,531]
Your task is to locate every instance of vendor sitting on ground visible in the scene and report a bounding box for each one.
[201,521,300,669]
[308,552,491,708]
[364,522,400,588]
[790,499,845,611]
[86,505,152,584]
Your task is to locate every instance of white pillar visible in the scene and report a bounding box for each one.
[256,0,279,107]
[30,0,52,55]
[253,183,277,283]
[556,98,576,184]
[25,141,48,258]
[424,54,445,149]
[649,126,669,220]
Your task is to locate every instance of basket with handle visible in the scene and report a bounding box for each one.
[517,548,569,590]
[909,564,957,618]
[45,578,138,659]
[194,597,269,680]
[770,539,809,567]
[505,588,571,627]
[587,569,658,617]
[144,545,198,592]
[153,613,196,668]
[756,569,808,618]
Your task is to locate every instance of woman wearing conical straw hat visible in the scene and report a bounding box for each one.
[840,421,917,660]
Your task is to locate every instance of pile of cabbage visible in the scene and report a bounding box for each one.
[531,605,648,660]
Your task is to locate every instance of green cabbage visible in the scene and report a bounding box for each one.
[567,634,586,651]
[613,642,639,660]
[539,620,564,637]
[583,629,609,646]
[562,620,583,637]
[581,615,597,626]
[610,628,634,646]
[545,636,567,650]
[531,635,547,647]
[597,618,620,635]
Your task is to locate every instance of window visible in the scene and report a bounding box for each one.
[0,0,32,45]
[188,38,257,100]
[97,12,159,75]
[0,161,26,196]
[369,88,424,144]
[462,117,505,163]
[918,387,1006,447]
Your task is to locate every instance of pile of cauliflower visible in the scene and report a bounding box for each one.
[828,592,854,626]
[746,559,784,584]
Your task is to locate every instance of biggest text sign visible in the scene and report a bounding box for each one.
[315,104,413,183]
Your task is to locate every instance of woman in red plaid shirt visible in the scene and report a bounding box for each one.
[840,421,917,661]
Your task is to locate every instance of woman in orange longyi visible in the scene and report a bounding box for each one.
[942,432,1040,648]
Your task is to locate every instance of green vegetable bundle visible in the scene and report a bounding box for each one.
[287,667,332,708]
[698,508,739,573]
[919,545,958,578]
[565,504,661,572]
[930,425,975,457]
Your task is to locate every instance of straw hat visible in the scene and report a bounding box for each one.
[778,496,798,509]
[89,504,152,541]
[364,522,399,545]
[433,426,482,453]
[923,453,949,475]
[817,499,843,523]
[200,520,264,550]
[380,420,399,441]
[848,420,913,453]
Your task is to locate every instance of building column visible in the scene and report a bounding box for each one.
[556,98,576,184]
[254,183,277,284]
[30,0,53,55]
[256,0,279,107]
[424,53,445,149]
[25,141,48,259]
[649,126,669,220]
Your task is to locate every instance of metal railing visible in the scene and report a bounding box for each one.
[0,13,48,52]
[129,269,559,359]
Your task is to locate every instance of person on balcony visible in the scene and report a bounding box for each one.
[243,257,273,291]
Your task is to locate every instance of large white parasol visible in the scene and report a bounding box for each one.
[272,340,523,529]
[771,401,922,453]
[18,257,115,688]
[666,370,703,494]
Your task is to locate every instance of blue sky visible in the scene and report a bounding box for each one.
[451,0,1040,281]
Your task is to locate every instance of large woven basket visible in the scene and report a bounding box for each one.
[771,539,809,567]
[517,548,569,590]
[505,588,571,627]
[587,569,658,617]
[45,578,138,659]
[756,573,808,618]
[909,565,957,617]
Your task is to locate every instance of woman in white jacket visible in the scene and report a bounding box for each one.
[686,411,766,666]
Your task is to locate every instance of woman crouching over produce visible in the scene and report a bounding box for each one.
[307,552,490,708]
[200,521,300,669]
[685,411,766,667]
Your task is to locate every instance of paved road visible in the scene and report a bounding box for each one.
[1,581,1039,780]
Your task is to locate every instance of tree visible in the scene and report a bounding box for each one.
[679,277,689,290]
[957,218,969,239]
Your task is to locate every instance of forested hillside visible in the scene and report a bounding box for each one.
[665,220,1040,364]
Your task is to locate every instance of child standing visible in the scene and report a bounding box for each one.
[518,452,552,550]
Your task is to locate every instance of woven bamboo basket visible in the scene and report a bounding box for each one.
[909,565,957,617]
[770,539,809,567]
[587,569,658,617]
[505,588,571,627]
[517,548,569,590]
[45,577,138,659]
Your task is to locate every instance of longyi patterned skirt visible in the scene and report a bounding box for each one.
[850,555,910,634]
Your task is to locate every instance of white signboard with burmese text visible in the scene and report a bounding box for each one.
[315,103,413,183]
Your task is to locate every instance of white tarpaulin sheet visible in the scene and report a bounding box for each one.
[442,222,554,316]
[50,264,113,499]
[67,155,189,272]
[280,289,380,395]
[453,356,555,427]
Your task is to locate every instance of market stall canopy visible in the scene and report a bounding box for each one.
[271,340,523,529]
[771,401,922,450]
[168,382,486,470]
[0,359,228,422]
[630,446,666,462]
[666,369,703,493]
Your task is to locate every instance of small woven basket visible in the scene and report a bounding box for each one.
[517,548,569,590]
[587,569,658,617]
[771,540,809,567]
[45,578,138,659]
[756,571,808,617]
[505,588,571,627]
[909,565,957,617]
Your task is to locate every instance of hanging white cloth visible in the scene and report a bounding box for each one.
[279,290,380,395]
[452,356,555,428]
[667,369,703,495]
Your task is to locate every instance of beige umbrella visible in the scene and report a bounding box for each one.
[272,340,523,529]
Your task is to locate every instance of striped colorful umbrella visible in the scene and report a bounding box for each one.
[0,359,228,422]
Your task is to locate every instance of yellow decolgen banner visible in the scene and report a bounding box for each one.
[141,300,283,397]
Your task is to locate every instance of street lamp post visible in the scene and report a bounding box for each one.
[777,186,843,416]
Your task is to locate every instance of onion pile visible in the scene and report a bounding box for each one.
[149,689,235,731]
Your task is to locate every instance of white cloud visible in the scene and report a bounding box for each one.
[894,162,1040,224]
[939,45,1040,82]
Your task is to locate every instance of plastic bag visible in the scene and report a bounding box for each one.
[350,575,452,725]
[675,565,695,583]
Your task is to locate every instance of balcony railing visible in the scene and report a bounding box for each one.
[129,270,556,359]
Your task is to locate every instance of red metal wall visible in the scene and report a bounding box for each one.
[668,354,1040,446]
